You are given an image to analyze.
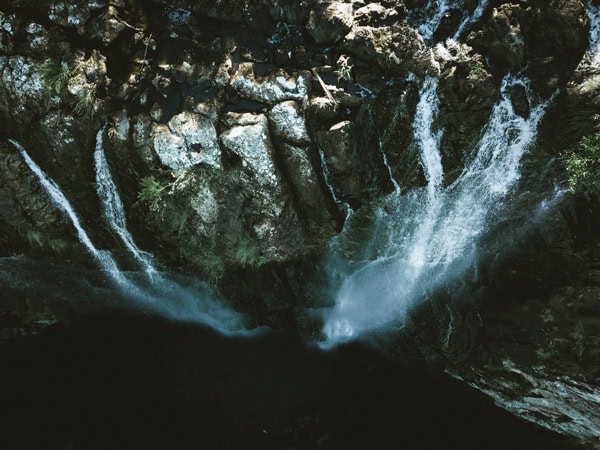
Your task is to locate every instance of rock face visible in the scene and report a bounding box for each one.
[0,0,599,444]
[152,112,221,171]
[468,0,589,86]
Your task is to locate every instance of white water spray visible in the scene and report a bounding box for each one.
[416,0,489,43]
[9,139,128,286]
[94,126,156,280]
[322,75,551,343]
[11,139,245,332]
[587,2,600,65]
[453,0,489,41]
[418,0,454,42]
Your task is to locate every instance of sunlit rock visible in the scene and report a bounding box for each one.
[467,4,526,70]
[221,113,279,189]
[268,100,310,145]
[230,62,309,105]
[152,112,221,171]
[0,12,16,54]
[220,112,304,261]
[306,1,353,44]
[48,0,107,33]
[342,24,436,76]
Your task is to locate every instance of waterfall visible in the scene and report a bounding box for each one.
[321,75,551,343]
[94,127,156,280]
[588,2,600,65]
[418,0,454,42]
[452,0,489,41]
[9,139,128,287]
[11,139,245,332]
[416,0,489,43]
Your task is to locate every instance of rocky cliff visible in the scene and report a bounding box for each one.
[0,0,599,446]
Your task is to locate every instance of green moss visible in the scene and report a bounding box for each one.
[563,115,600,195]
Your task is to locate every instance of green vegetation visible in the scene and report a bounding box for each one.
[563,115,600,195]
[226,232,269,269]
[24,228,68,254]
[72,85,96,117]
[137,167,221,231]
[39,59,70,97]
[467,61,486,77]
[183,252,225,286]
[335,55,353,82]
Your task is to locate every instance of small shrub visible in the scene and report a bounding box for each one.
[47,238,67,254]
[335,55,353,82]
[25,228,44,248]
[563,115,600,195]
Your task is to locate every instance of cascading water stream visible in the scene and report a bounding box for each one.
[416,0,489,43]
[418,0,454,42]
[587,2,600,65]
[94,126,157,280]
[9,139,128,287]
[11,139,245,332]
[452,0,489,42]
[321,74,551,343]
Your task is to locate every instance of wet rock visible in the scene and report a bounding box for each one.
[151,0,273,29]
[278,142,335,236]
[267,0,310,25]
[268,100,310,145]
[369,78,422,189]
[306,1,353,45]
[152,111,221,171]
[341,24,436,77]
[315,111,390,205]
[230,63,309,105]
[0,142,67,246]
[435,41,498,182]
[467,4,526,71]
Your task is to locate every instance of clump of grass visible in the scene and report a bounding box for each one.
[39,58,71,97]
[72,85,96,117]
[137,168,217,232]
[23,228,68,254]
[185,253,225,285]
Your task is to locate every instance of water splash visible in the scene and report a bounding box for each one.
[452,0,489,41]
[9,139,127,287]
[94,126,156,280]
[418,0,454,42]
[415,0,489,43]
[11,139,246,333]
[321,75,551,344]
[588,2,600,65]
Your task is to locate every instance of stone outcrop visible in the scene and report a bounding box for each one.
[0,1,599,443]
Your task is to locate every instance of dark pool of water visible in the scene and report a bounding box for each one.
[0,310,577,450]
